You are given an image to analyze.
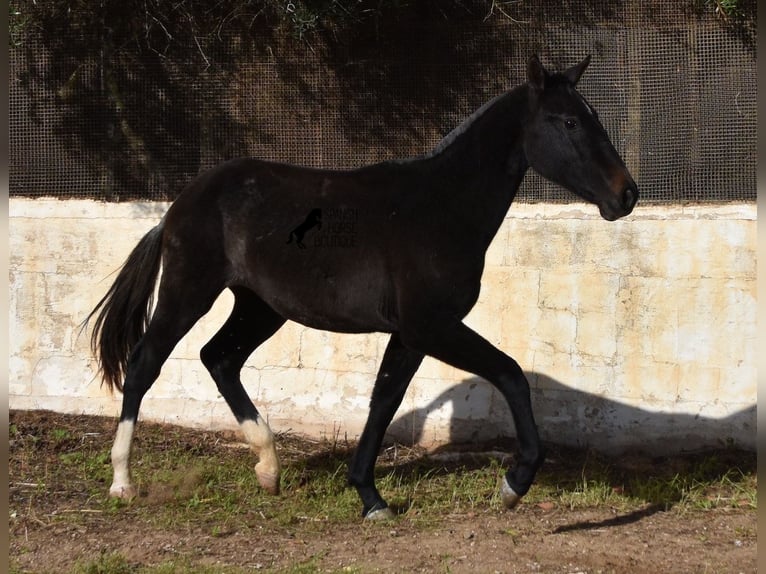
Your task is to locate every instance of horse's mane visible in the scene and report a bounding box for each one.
[428,85,524,157]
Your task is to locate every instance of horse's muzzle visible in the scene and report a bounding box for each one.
[600,178,638,221]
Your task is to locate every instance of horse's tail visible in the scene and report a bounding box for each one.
[84,222,165,393]
[286,231,294,244]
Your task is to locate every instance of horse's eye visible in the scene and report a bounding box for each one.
[564,118,577,130]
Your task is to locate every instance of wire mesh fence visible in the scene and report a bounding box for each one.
[9,4,756,203]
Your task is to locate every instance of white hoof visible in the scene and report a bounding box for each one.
[255,467,280,495]
[501,477,521,510]
[109,483,137,500]
[365,506,395,521]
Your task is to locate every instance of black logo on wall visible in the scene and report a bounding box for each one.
[287,207,358,249]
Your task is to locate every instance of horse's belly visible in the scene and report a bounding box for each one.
[246,258,397,334]
[261,288,396,333]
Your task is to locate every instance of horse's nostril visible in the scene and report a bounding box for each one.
[622,184,638,210]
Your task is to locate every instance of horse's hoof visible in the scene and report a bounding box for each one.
[365,506,395,521]
[109,483,137,500]
[256,470,280,495]
[501,477,522,510]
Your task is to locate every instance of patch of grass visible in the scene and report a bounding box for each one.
[60,450,110,473]
[9,412,757,573]
[559,476,625,510]
[267,552,362,574]
[622,453,757,510]
[400,459,503,516]
[28,417,764,518]
[73,551,133,574]
[71,553,252,574]
[278,460,360,523]
[51,428,72,442]
[140,560,249,574]
[629,466,757,510]
[272,553,326,574]
[477,445,759,514]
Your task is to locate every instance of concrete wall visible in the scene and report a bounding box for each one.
[10,198,756,454]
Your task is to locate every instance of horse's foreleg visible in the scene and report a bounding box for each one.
[200,288,286,495]
[348,333,424,519]
[400,318,544,509]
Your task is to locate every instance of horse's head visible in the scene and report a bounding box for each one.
[522,55,638,221]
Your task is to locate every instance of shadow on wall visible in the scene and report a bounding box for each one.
[387,374,755,455]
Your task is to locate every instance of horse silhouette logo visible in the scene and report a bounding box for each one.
[287,208,322,249]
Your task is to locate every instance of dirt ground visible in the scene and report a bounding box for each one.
[9,410,757,574]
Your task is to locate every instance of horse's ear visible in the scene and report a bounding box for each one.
[527,55,548,92]
[562,55,591,85]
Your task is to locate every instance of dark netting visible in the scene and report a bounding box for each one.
[9,5,756,203]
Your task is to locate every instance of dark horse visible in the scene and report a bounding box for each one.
[87,56,637,519]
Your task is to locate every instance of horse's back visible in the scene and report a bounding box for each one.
[162,157,404,333]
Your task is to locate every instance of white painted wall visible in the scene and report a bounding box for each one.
[10,198,756,453]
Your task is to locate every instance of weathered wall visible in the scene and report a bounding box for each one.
[10,198,756,453]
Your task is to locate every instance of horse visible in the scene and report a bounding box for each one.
[86,55,638,520]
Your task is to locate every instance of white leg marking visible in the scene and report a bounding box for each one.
[109,420,137,499]
[240,418,281,495]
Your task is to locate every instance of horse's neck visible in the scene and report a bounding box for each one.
[431,86,528,181]
[423,86,530,238]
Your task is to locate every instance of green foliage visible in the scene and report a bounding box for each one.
[9,3,27,47]
[9,0,756,54]
[7,0,475,56]
[699,0,747,20]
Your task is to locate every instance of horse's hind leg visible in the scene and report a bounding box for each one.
[110,280,221,498]
[200,287,286,495]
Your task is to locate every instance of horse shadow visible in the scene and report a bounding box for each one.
[379,373,755,525]
[386,373,755,456]
[297,372,754,526]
